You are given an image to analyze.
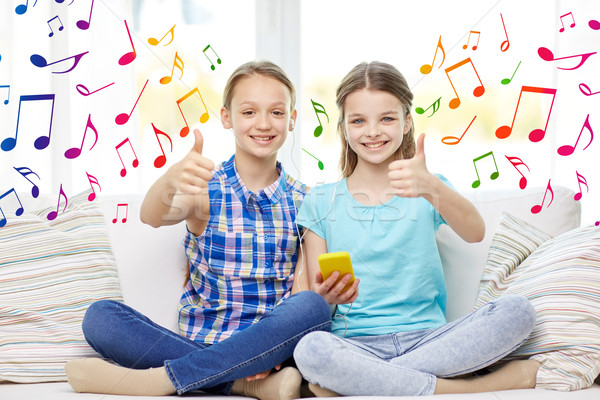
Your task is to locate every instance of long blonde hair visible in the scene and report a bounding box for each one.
[336,61,415,177]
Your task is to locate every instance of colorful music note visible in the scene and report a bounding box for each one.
[471,151,499,189]
[531,180,554,214]
[86,172,101,201]
[15,0,37,15]
[495,86,557,142]
[415,97,441,118]
[504,156,530,190]
[1,85,9,105]
[115,138,139,177]
[75,0,94,29]
[65,114,98,159]
[501,61,521,85]
[444,58,485,109]
[500,13,510,52]
[203,44,221,70]
[301,148,324,170]
[590,20,600,30]
[118,20,136,66]
[151,123,173,168]
[579,83,600,96]
[160,52,184,85]
[441,115,476,145]
[559,12,576,32]
[596,221,600,227]
[311,99,329,137]
[557,114,593,156]
[13,166,40,198]
[115,79,149,125]
[538,47,596,70]
[30,51,88,74]
[76,81,115,96]
[573,171,588,201]
[112,203,128,223]
[148,24,176,46]
[1,94,55,152]
[420,36,445,74]
[47,15,64,37]
[0,189,24,228]
[47,184,68,221]
[176,87,210,137]
[462,30,481,50]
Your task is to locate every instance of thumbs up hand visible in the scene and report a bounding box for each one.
[388,133,432,198]
[167,129,215,195]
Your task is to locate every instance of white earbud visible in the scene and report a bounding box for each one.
[289,119,295,129]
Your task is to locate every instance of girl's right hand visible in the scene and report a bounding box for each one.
[314,271,359,304]
[167,129,215,195]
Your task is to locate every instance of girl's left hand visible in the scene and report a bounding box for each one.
[388,133,432,197]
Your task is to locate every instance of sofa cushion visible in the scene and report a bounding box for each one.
[0,190,123,383]
[475,213,600,391]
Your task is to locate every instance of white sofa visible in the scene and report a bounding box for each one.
[1,186,599,399]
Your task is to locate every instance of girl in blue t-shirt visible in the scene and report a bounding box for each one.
[293,61,540,396]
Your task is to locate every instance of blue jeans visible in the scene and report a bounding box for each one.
[82,291,331,395]
[294,294,536,396]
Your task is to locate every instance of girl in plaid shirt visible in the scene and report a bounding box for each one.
[66,61,331,398]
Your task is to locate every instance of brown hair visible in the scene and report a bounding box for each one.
[336,61,415,177]
[223,60,296,111]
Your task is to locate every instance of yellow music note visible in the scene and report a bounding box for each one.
[160,52,184,84]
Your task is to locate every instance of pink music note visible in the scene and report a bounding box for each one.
[420,36,445,75]
[151,123,173,168]
[573,171,588,201]
[76,0,94,30]
[1,94,55,151]
[441,115,476,145]
[495,86,557,142]
[13,166,40,198]
[176,87,210,137]
[444,58,485,109]
[86,172,101,201]
[65,114,98,159]
[557,114,593,156]
[504,156,530,190]
[148,24,176,46]
[531,180,554,214]
[115,138,139,177]
[538,47,596,70]
[590,19,600,30]
[76,81,115,96]
[160,52,184,84]
[47,184,68,221]
[30,51,88,74]
[559,12,576,32]
[462,30,481,50]
[112,203,128,223]
[579,83,600,96]
[0,189,24,228]
[500,13,510,52]
[47,15,64,37]
[202,44,221,71]
[115,79,149,125]
[118,20,136,66]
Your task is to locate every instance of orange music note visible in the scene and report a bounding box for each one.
[160,52,184,85]
[30,51,88,74]
[13,166,40,198]
[115,138,139,177]
[415,97,441,118]
[65,114,98,159]
[311,99,329,137]
[538,47,596,70]
[420,36,445,75]
[504,156,530,190]
[118,20,136,66]
[115,79,149,125]
[500,13,510,52]
[442,115,476,145]
[471,151,499,189]
[203,44,221,71]
[86,172,101,201]
[559,12,576,32]
[444,58,485,109]
[557,114,593,156]
[176,87,209,137]
[112,203,128,223]
[0,188,24,228]
[47,184,68,221]
[573,171,588,201]
[495,86,557,142]
[151,123,173,168]
[531,180,554,214]
[1,94,55,151]
[148,24,176,46]
[462,30,481,50]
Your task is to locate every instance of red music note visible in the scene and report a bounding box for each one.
[557,114,593,156]
[202,44,221,71]
[30,51,88,74]
[559,12,576,32]
[76,0,94,30]
[160,52,184,85]
[504,156,530,190]
[471,151,499,189]
[415,97,441,118]
[86,172,101,201]
[1,94,55,151]
[115,79,149,125]
[0,189,24,228]
[573,171,588,201]
[495,86,557,142]
[148,24,176,46]
[441,115,476,145]
[444,58,485,109]
[118,20,136,66]
[47,184,68,221]
[579,83,600,96]
[13,166,40,198]
[76,82,115,96]
[112,203,128,223]
[47,15,64,37]
[115,138,139,177]
[538,47,596,70]
[590,20,600,30]
[65,114,98,159]
[500,13,510,52]
[176,87,210,137]
[151,123,173,168]
[311,99,329,137]
[462,30,481,50]
[420,36,445,75]
[531,180,554,214]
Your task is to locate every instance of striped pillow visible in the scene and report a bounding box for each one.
[476,213,600,391]
[0,190,122,383]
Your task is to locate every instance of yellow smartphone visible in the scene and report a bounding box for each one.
[318,251,355,292]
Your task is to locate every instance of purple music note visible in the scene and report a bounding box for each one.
[30,51,88,74]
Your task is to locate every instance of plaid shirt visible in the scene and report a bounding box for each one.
[179,155,306,344]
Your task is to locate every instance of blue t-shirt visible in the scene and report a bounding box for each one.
[296,177,451,337]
